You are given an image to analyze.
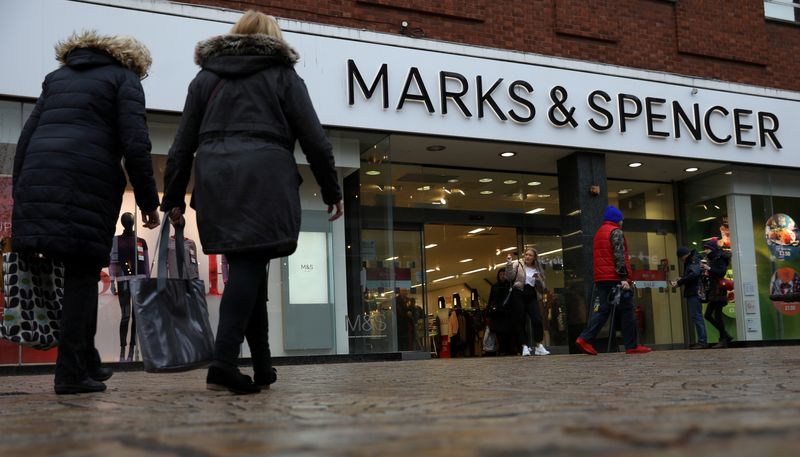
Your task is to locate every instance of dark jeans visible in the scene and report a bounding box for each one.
[687,295,707,345]
[510,285,543,349]
[55,261,102,384]
[705,300,731,341]
[580,281,638,350]
[117,281,136,348]
[214,251,271,375]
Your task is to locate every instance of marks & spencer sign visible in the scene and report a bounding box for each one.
[345,59,782,151]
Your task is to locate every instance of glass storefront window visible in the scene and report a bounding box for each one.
[682,195,736,343]
[751,195,800,340]
[608,180,675,220]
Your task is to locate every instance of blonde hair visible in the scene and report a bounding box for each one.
[523,248,546,282]
[231,10,283,39]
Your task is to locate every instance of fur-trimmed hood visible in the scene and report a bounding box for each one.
[194,34,299,69]
[55,30,151,79]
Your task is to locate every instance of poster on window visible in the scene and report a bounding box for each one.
[765,213,800,260]
[288,231,329,305]
[768,267,800,316]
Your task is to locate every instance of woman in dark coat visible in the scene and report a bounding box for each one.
[703,238,734,348]
[487,269,512,355]
[13,31,160,394]
[162,11,343,394]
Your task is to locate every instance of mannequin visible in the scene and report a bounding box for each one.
[109,212,149,361]
[166,221,199,279]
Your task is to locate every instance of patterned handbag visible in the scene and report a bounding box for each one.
[1,252,64,349]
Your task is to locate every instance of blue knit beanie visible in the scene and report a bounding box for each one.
[603,205,624,223]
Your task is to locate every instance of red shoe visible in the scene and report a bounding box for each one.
[625,345,652,354]
[575,337,597,356]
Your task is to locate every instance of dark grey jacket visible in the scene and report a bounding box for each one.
[677,250,701,298]
[161,34,341,256]
[12,32,159,268]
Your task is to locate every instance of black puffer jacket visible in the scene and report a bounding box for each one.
[12,32,159,268]
[677,250,701,298]
[161,34,341,256]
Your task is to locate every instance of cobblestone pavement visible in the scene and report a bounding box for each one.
[1,347,799,457]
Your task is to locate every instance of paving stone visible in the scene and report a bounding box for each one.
[1,347,799,456]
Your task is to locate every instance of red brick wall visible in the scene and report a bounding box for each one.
[179,0,800,92]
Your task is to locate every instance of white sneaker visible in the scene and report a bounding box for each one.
[521,345,531,357]
[534,343,550,356]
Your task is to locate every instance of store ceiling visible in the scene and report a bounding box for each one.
[348,131,729,182]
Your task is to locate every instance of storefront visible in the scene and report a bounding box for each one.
[1,0,799,365]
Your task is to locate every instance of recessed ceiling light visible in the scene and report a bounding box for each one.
[499,151,517,158]
[365,170,381,176]
[685,167,699,173]
[416,185,431,191]
[628,162,643,168]
[480,190,494,195]
[426,145,446,151]
[527,181,542,186]
[618,189,631,195]
[479,178,493,183]
[447,178,459,183]
[724,171,733,175]
[459,258,474,263]
[526,208,545,214]
[432,275,455,283]
[468,228,486,234]
[503,179,518,185]
[385,256,398,261]
[537,194,550,198]
[425,243,438,249]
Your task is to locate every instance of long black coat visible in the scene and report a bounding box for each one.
[12,32,159,268]
[161,34,341,256]
[706,246,732,303]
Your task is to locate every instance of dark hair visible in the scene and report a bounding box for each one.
[496,269,507,283]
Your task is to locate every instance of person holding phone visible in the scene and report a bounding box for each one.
[506,248,550,356]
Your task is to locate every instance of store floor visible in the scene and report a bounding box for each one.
[1,347,799,456]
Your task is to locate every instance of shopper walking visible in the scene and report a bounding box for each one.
[506,248,550,356]
[703,238,734,348]
[575,206,651,355]
[670,246,708,349]
[12,31,161,394]
[162,11,343,394]
[487,269,513,355]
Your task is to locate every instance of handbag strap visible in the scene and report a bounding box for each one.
[156,219,188,290]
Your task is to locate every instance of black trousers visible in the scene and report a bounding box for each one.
[117,281,136,348]
[214,251,271,375]
[510,285,543,349]
[705,300,731,341]
[55,260,102,384]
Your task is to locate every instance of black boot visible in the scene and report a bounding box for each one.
[254,367,277,390]
[54,377,107,395]
[88,366,113,382]
[206,365,261,394]
[119,346,126,362]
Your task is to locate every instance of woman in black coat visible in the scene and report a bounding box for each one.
[162,11,343,394]
[702,239,733,348]
[13,31,161,394]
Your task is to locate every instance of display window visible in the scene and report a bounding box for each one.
[752,195,800,339]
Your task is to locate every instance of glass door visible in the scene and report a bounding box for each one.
[624,231,685,348]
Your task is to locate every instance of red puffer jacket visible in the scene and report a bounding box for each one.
[593,221,631,282]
